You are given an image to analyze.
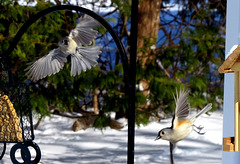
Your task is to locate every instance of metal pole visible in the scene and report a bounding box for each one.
[128,0,138,163]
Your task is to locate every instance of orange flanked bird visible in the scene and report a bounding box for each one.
[155,89,212,144]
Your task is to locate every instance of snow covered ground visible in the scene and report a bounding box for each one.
[0,111,223,164]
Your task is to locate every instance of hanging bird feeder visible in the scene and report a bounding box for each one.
[219,44,240,152]
[0,69,41,163]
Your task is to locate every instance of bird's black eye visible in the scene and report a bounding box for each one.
[161,131,165,135]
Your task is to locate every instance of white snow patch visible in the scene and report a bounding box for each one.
[1,111,223,163]
[226,44,238,58]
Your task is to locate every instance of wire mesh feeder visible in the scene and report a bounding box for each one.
[0,82,41,164]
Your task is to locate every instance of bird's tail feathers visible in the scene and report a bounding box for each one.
[190,103,212,122]
[70,46,101,76]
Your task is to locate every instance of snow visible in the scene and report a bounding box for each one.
[0,111,223,164]
[226,44,238,58]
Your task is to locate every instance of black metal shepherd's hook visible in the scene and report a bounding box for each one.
[0,4,138,164]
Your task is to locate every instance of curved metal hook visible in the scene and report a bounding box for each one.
[1,5,136,163]
[0,5,129,83]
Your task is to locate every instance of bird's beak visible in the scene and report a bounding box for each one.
[155,135,161,141]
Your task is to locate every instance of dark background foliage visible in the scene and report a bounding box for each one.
[0,0,226,128]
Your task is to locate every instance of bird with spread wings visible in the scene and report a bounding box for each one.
[25,15,102,81]
[155,89,212,164]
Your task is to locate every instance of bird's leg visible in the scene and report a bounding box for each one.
[169,142,174,164]
[193,124,205,135]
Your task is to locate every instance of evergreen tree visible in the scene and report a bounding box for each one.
[0,0,226,129]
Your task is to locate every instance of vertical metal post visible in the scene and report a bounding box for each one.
[128,0,138,164]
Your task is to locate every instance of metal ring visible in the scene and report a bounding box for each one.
[21,141,41,163]
[10,143,31,164]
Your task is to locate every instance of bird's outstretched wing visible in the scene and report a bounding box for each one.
[171,89,190,128]
[70,45,101,76]
[174,89,190,119]
[25,48,67,81]
[69,15,100,46]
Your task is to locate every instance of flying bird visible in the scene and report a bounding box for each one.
[155,89,212,164]
[25,15,102,81]
[155,89,212,144]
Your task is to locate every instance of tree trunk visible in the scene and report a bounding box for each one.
[137,0,162,67]
[34,115,43,130]
[93,88,98,114]
[137,0,162,99]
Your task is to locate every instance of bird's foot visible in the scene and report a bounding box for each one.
[193,125,205,135]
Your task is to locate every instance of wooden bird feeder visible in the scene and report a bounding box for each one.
[219,44,240,151]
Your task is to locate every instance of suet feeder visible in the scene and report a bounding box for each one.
[0,70,41,163]
[219,44,240,151]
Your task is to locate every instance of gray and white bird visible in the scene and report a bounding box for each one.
[25,15,102,81]
[155,89,212,145]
